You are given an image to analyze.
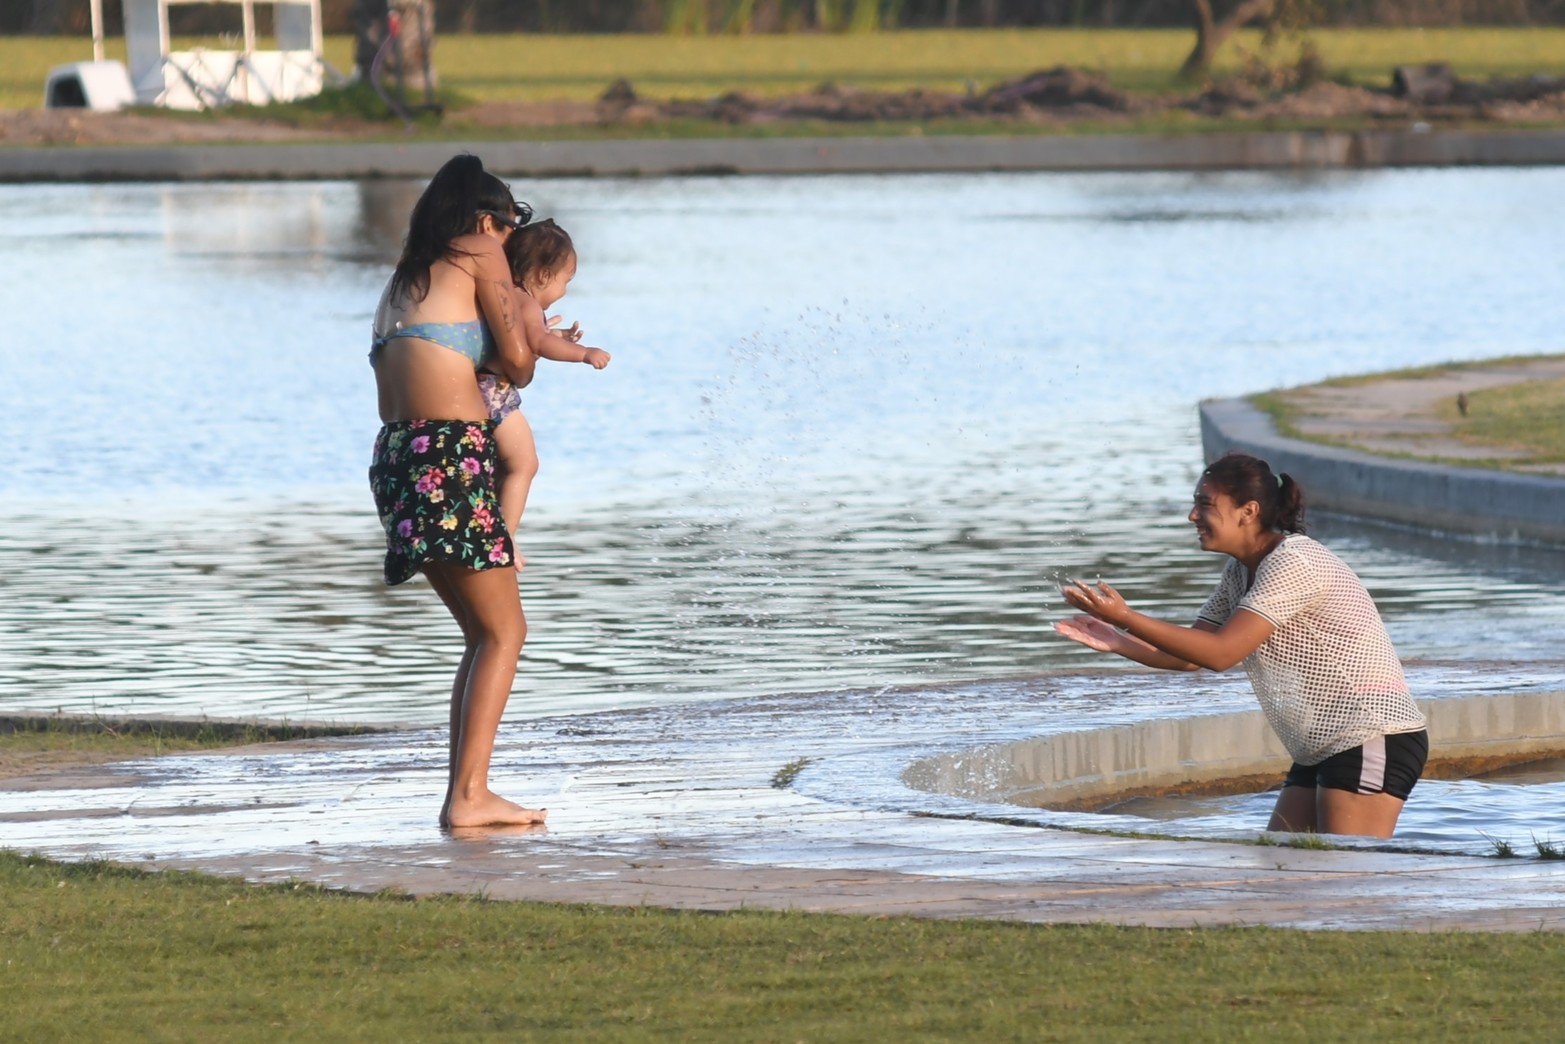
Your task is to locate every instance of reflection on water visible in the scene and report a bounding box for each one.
[3,168,1565,725]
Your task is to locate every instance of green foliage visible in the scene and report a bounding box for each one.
[0,713,376,758]
[1481,832,1519,858]
[1282,831,1338,850]
[663,0,710,35]
[221,81,470,127]
[770,756,811,789]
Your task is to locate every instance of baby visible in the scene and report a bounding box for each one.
[477,218,611,563]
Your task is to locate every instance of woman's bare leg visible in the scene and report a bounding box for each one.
[424,566,474,784]
[492,412,539,567]
[1267,785,1318,833]
[1316,789,1406,838]
[423,560,545,828]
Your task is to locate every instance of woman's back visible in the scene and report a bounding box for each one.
[372,235,497,424]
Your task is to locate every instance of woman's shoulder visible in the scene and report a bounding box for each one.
[1256,534,1342,581]
[444,230,503,262]
[442,233,505,274]
[449,231,502,253]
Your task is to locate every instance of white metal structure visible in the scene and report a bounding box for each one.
[44,59,138,110]
[123,0,328,110]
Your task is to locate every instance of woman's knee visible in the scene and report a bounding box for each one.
[486,613,526,654]
[463,578,526,650]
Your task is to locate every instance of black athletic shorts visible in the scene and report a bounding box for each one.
[1283,730,1429,800]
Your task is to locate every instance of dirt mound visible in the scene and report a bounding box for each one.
[976,66,1128,113]
[0,107,333,146]
[1260,81,1408,119]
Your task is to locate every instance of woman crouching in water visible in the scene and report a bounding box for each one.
[1055,452,1428,838]
[369,155,545,829]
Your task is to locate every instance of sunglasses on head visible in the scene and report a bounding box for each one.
[481,201,534,230]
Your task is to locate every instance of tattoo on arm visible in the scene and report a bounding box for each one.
[487,281,517,333]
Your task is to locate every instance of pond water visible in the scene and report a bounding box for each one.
[4,166,1565,849]
[1089,764,1565,856]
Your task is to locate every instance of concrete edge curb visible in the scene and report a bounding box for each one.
[906,691,1565,807]
[4,128,1565,182]
[1199,396,1565,545]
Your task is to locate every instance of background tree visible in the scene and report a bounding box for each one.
[1180,0,1317,79]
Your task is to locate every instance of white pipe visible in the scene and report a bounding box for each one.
[90,0,105,62]
[240,0,255,103]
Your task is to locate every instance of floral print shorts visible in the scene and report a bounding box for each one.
[369,419,515,586]
[477,372,522,425]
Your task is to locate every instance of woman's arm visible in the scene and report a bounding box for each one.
[1054,614,1217,671]
[1061,580,1275,672]
[459,237,538,388]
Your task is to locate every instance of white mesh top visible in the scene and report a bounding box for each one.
[1197,534,1426,766]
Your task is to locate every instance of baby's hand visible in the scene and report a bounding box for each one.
[548,316,584,343]
[582,348,611,370]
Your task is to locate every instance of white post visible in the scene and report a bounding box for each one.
[239,0,256,103]
[241,0,256,53]
[90,0,105,62]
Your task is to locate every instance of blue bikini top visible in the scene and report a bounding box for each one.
[371,318,496,369]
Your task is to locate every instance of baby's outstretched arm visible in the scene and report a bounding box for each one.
[515,288,611,370]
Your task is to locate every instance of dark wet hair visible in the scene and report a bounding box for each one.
[1200,452,1307,534]
[504,219,574,289]
[390,154,516,304]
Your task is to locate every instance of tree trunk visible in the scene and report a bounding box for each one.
[356,0,436,103]
[353,0,390,81]
[391,0,438,101]
[1179,0,1274,78]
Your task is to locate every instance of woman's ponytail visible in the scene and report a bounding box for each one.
[1201,452,1308,534]
[1274,472,1307,534]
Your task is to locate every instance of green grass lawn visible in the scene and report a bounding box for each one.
[1253,355,1565,469]
[5,28,1564,110]
[3,850,1563,1041]
[1435,374,1565,464]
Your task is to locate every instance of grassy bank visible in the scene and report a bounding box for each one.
[0,714,378,770]
[1252,355,1565,469]
[1433,375,1565,464]
[4,28,1564,111]
[2,850,1562,1040]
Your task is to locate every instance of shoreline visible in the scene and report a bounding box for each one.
[6,676,1565,930]
[3,126,1565,182]
[1201,358,1565,545]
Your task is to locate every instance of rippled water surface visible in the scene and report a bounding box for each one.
[4,168,1565,730]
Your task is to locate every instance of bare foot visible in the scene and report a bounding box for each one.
[441,788,548,828]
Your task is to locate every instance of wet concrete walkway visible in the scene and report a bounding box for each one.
[6,679,1564,932]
